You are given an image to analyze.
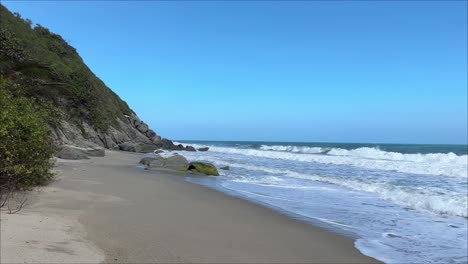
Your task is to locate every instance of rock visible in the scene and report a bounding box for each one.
[135,122,149,134]
[164,155,189,171]
[139,157,156,166]
[56,145,89,160]
[148,155,165,167]
[86,148,105,157]
[188,162,219,176]
[150,135,162,144]
[154,149,164,154]
[185,146,196,152]
[176,144,185,150]
[134,143,159,153]
[197,147,209,151]
[111,145,120,150]
[146,129,156,138]
[119,142,137,152]
[220,166,230,170]
[161,138,174,149]
[148,154,189,171]
[119,142,158,153]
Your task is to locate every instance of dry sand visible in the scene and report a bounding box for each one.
[1,150,379,263]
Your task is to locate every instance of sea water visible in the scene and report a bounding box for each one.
[174,141,467,263]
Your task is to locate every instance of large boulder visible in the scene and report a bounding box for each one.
[135,122,149,134]
[56,146,90,160]
[56,145,105,160]
[86,148,105,157]
[119,142,137,152]
[163,155,189,171]
[119,142,158,153]
[161,138,174,149]
[185,146,196,152]
[139,157,156,166]
[198,147,209,151]
[134,143,159,153]
[146,129,157,139]
[188,162,219,176]
[150,135,162,144]
[143,154,189,171]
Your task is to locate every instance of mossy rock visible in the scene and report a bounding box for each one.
[188,162,219,176]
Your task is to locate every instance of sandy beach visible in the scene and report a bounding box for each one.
[1,150,378,263]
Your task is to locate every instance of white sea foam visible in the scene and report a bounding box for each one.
[259,145,327,154]
[203,146,467,178]
[181,142,468,263]
[185,157,468,217]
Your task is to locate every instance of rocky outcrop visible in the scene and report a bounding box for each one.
[50,113,194,152]
[188,162,219,176]
[56,145,105,160]
[198,147,209,151]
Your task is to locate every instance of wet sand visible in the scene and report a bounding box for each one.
[1,150,379,263]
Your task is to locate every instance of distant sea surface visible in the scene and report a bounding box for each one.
[175,140,467,263]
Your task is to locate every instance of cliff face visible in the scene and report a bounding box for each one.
[49,114,162,149]
[0,5,168,149]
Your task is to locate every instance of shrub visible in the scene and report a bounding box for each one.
[0,78,54,208]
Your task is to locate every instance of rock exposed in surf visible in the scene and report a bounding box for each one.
[188,162,219,176]
[220,166,230,170]
[185,146,196,152]
[198,147,209,151]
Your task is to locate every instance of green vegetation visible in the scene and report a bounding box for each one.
[0,78,54,202]
[0,5,137,210]
[0,4,134,132]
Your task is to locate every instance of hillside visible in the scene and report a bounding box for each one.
[0,4,174,149]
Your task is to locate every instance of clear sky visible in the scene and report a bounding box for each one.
[3,1,467,144]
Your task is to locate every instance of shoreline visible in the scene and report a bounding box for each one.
[1,150,379,263]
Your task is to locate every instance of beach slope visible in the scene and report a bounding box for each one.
[1,151,378,263]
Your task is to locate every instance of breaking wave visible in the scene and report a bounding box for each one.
[202,145,467,178]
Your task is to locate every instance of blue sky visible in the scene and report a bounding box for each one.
[3,1,467,144]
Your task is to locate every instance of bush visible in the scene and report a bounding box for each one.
[0,78,54,207]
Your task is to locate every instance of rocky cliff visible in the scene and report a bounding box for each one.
[0,5,183,151]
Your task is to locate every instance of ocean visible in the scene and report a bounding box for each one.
[175,140,468,263]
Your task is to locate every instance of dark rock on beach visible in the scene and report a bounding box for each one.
[134,144,159,153]
[197,147,209,151]
[119,142,159,153]
[139,157,156,166]
[56,145,105,160]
